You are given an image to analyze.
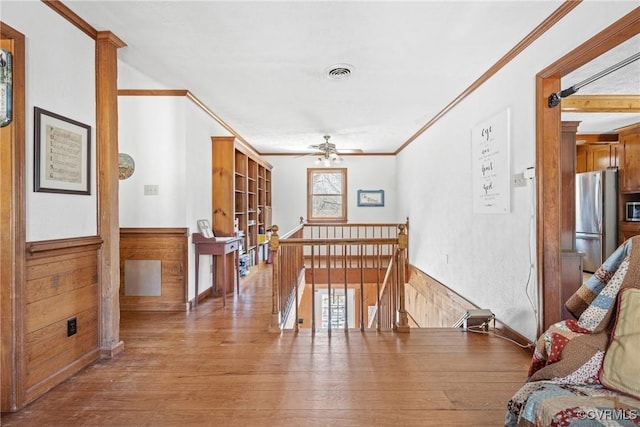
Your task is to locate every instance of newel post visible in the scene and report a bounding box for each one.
[269,225,281,332]
[395,223,410,332]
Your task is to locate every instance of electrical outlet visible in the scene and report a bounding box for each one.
[513,172,527,187]
[67,317,77,337]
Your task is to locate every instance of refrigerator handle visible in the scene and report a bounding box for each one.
[595,173,602,232]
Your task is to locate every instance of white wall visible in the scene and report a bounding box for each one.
[118,96,187,227]
[3,1,97,241]
[264,155,399,235]
[184,98,233,299]
[118,59,233,300]
[396,1,638,341]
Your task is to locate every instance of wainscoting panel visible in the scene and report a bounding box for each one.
[24,236,102,405]
[405,265,533,349]
[405,266,477,328]
[119,228,188,311]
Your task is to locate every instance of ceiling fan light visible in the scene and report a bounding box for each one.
[315,158,322,165]
[323,158,331,167]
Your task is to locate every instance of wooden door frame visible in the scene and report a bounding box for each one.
[0,22,26,411]
[536,8,640,334]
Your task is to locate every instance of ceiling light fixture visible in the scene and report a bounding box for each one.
[313,135,343,166]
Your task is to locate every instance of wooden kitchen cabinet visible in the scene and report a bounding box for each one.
[575,143,618,173]
[619,123,640,193]
[619,220,640,243]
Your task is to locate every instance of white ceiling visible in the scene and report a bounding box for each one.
[64,1,639,154]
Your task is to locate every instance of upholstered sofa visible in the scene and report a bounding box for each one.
[505,236,640,426]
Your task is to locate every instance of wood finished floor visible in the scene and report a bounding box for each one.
[2,264,531,426]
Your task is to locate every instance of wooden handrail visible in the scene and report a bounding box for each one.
[270,221,410,333]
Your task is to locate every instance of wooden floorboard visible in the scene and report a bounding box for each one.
[2,264,532,426]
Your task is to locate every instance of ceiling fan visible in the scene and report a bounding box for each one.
[307,135,363,166]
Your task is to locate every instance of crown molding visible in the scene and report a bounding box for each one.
[395,0,581,155]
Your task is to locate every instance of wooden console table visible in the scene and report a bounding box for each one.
[192,233,241,307]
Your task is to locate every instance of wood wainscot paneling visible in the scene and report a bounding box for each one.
[23,236,102,405]
[119,228,189,311]
[405,265,533,348]
[405,266,474,328]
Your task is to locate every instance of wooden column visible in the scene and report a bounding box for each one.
[561,121,580,251]
[96,31,126,357]
[537,75,563,333]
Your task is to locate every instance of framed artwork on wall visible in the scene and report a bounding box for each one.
[357,189,384,207]
[34,107,91,195]
[471,108,510,214]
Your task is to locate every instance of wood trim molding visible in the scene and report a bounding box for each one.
[575,134,619,144]
[117,89,264,158]
[41,0,98,39]
[538,8,640,77]
[26,235,103,257]
[120,227,189,236]
[261,152,396,157]
[185,91,261,154]
[118,89,189,97]
[0,20,27,413]
[561,94,640,112]
[395,0,581,154]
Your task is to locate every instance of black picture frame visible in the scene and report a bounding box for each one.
[34,107,91,195]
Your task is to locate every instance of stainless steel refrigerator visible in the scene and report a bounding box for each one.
[575,169,618,273]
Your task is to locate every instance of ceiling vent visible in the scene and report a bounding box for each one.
[325,64,353,80]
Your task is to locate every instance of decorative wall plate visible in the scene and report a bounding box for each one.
[119,153,135,180]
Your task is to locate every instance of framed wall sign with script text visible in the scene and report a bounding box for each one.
[471,109,510,214]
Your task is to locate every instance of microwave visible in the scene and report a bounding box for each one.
[627,202,640,222]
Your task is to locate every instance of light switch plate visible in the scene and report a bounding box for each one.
[144,184,159,195]
[513,173,527,187]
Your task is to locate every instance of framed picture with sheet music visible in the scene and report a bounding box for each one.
[34,107,91,195]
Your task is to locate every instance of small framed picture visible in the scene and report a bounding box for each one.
[357,189,384,207]
[197,219,214,238]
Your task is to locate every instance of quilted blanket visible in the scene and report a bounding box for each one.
[505,236,640,426]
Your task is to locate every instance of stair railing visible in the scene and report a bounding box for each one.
[269,222,409,333]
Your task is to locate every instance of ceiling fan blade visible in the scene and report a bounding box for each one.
[337,148,363,153]
[294,152,320,158]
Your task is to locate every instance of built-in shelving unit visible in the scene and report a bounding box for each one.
[212,136,272,270]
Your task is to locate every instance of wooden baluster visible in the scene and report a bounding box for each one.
[395,223,410,332]
[269,225,281,332]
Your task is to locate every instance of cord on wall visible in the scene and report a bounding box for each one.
[524,171,539,332]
